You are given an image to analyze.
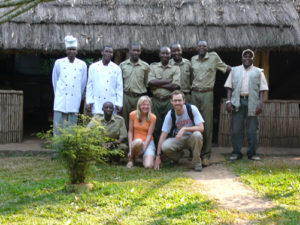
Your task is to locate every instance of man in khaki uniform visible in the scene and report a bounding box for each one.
[191,40,231,166]
[87,102,128,154]
[170,43,193,103]
[148,46,181,145]
[120,43,150,129]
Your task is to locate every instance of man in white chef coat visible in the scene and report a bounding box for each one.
[85,45,123,117]
[52,35,87,136]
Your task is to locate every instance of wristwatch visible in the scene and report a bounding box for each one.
[225,100,231,104]
[156,153,161,157]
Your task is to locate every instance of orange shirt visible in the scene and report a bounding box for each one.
[130,110,156,142]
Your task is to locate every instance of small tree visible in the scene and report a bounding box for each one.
[38,115,122,185]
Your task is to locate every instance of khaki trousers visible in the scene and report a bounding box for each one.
[122,94,140,129]
[191,91,213,160]
[162,131,203,166]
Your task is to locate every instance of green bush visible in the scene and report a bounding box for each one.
[38,115,123,184]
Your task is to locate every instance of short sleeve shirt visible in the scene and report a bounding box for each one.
[191,52,228,89]
[130,110,156,141]
[101,114,127,140]
[169,58,192,93]
[224,65,269,95]
[148,62,181,97]
[162,105,204,135]
[120,59,150,94]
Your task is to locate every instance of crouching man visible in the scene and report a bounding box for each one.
[87,101,128,160]
[154,90,205,171]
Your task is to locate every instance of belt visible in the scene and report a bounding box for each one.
[192,87,213,93]
[124,91,146,98]
[152,95,170,100]
[240,95,248,99]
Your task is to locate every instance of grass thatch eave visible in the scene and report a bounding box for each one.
[0,0,299,53]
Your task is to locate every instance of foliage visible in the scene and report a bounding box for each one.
[37,114,122,184]
[0,157,236,224]
[228,159,300,224]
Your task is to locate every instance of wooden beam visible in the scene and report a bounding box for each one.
[254,50,269,100]
[261,51,269,100]
[113,51,122,65]
[254,50,261,67]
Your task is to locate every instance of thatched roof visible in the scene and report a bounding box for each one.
[0,0,300,53]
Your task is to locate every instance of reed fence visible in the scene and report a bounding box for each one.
[0,90,23,144]
[218,99,300,147]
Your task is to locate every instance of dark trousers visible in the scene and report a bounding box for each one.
[151,97,172,146]
[232,98,259,158]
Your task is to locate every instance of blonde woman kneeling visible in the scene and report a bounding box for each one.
[127,96,156,168]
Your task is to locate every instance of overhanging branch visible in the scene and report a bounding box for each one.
[0,0,34,8]
[0,0,54,24]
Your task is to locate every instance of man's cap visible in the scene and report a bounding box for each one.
[64,35,78,48]
[242,49,254,58]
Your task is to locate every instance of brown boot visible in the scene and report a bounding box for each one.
[202,158,210,167]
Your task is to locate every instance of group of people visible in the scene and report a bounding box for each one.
[52,35,269,171]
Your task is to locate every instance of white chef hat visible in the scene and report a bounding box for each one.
[64,35,78,48]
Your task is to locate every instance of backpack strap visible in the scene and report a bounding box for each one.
[185,103,195,126]
[170,103,194,136]
[170,108,176,136]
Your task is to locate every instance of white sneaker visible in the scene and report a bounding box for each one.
[126,161,134,168]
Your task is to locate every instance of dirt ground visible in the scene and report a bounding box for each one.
[183,147,299,215]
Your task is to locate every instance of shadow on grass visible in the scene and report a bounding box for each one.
[0,158,191,221]
[257,206,300,225]
[0,183,67,215]
[149,201,214,225]
[102,172,179,223]
[265,190,298,199]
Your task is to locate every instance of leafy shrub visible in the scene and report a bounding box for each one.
[38,115,122,184]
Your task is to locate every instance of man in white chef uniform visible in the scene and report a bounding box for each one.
[52,35,87,136]
[86,45,123,122]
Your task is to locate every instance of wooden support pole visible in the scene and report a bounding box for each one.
[113,51,122,65]
[253,50,269,100]
[254,51,261,68]
[261,51,269,100]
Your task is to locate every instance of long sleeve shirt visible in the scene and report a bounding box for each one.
[86,60,123,114]
[52,57,87,113]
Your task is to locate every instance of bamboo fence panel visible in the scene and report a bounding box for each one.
[0,90,23,144]
[218,99,300,147]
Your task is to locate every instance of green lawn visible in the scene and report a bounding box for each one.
[0,157,234,225]
[228,158,300,225]
[0,156,299,224]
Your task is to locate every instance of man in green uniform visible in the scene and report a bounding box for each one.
[191,40,231,166]
[120,43,150,129]
[148,46,181,145]
[87,101,128,154]
[170,43,193,103]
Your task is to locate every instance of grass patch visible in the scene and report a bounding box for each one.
[227,158,300,224]
[0,156,235,224]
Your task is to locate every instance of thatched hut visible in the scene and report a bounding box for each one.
[1,0,300,53]
[0,0,299,145]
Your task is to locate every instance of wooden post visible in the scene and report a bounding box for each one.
[253,50,269,100]
[261,51,269,100]
[113,51,122,65]
[254,51,261,68]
